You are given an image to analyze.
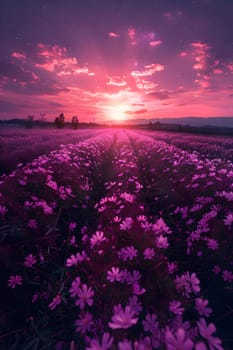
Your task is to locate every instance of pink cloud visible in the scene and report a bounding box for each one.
[128,27,137,45]
[179,51,188,57]
[145,63,164,72]
[131,63,164,78]
[107,76,127,87]
[149,40,162,47]
[213,69,224,75]
[11,52,26,60]
[125,108,148,115]
[108,32,120,38]
[135,78,158,91]
[190,41,212,89]
[227,63,233,73]
[34,43,92,77]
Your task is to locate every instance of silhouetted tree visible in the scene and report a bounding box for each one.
[71,115,79,129]
[25,115,34,129]
[55,112,65,128]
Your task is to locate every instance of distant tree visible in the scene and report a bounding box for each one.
[148,121,153,130]
[71,115,79,129]
[25,114,34,129]
[55,112,65,128]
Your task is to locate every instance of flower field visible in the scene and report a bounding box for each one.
[0,130,232,349]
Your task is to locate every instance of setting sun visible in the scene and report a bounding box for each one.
[107,104,129,122]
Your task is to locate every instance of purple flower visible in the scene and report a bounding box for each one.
[197,318,223,350]
[90,231,106,247]
[206,239,219,251]
[24,254,37,268]
[142,313,158,333]
[156,235,169,249]
[107,267,123,282]
[169,301,184,315]
[224,212,233,228]
[195,298,212,317]
[165,327,194,350]
[75,312,93,334]
[120,217,133,230]
[108,304,138,329]
[75,284,94,309]
[8,275,23,288]
[222,270,233,282]
[49,294,61,310]
[143,248,155,260]
[69,277,81,298]
[86,333,113,350]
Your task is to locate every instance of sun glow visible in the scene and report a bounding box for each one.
[108,104,128,121]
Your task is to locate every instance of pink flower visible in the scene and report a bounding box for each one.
[90,231,106,247]
[108,304,138,329]
[0,205,7,216]
[169,301,184,315]
[8,275,23,288]
[118,246,138,261]
[143,248,155,260]
[69,277,81,298]
[125,270,141,284]
[222,270,233,282]
[69,222,77,231]
[195,342,207,350]
[133,283,146,295]
[75,284,94,309]
[107,267,123,282]
[120,217,133,230]
[86,333,113,350]
[75,312,93,334]
[49,294,61,310]
[168,262,178,274]
[152,218,171,235]
[195,298,212,317]
[156,235,169,249]
[165,327,193,350]
[66,254,79,267]
[197,318,223,350]
[24,254,37,268]
[27,219,37,229]
[175,272,200,297]
[142,313,158,333]
[207,239,219,251]
[224,212,233,228]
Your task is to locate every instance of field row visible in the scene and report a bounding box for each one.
[0,130,232,349]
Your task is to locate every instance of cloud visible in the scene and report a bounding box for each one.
[135,78,158,91]
[149,40,162,47]
[125,108,148,115]
[108,32,120,38]
[131,63,164,78]
[227,63,233,73]
[34,43,92,77]
[190,41,212,89]
[147,90,171,100]
[0,99,28,112]
[179,51,188,57]
[106,76,127,87]
[11,52,26,60]
[128,27,137,45]
[0,61,39,83]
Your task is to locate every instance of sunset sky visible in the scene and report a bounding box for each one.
[0,0,233,122]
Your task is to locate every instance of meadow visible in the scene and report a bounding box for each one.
[0,128,232,350]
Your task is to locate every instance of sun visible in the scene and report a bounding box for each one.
[108,104,128,121]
